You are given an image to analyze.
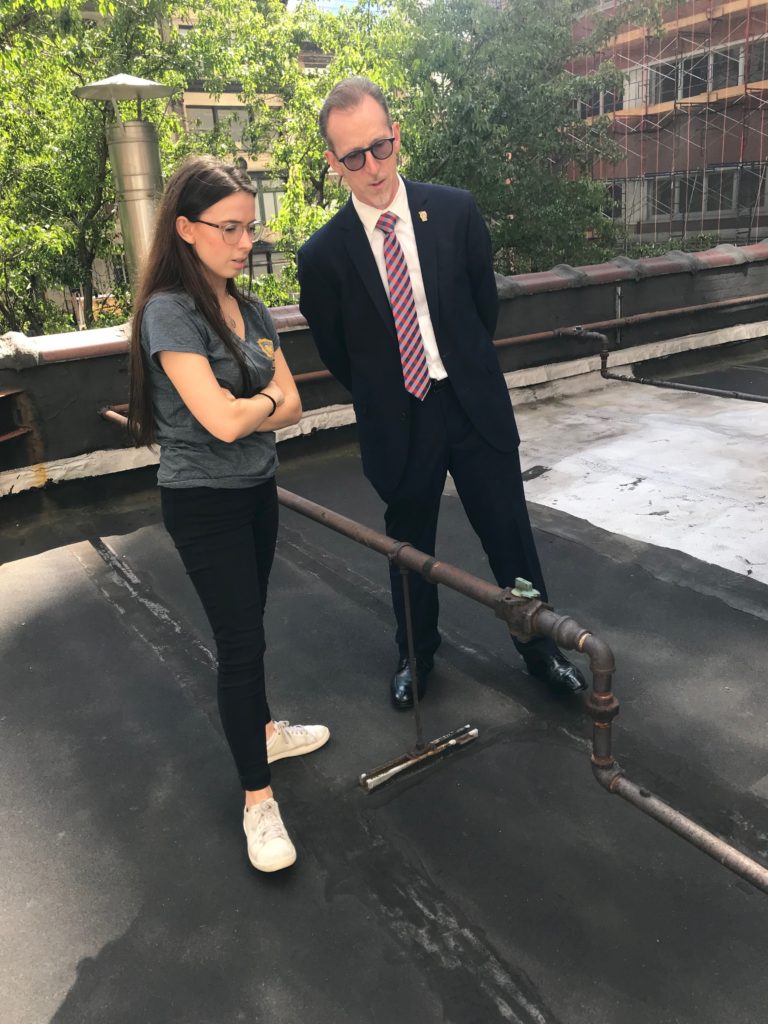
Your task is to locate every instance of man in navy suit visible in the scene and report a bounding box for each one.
[298,77,586,708]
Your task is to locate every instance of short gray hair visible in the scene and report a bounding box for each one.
[319,77,391,148]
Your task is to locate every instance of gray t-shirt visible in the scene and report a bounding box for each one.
[141,289,281,488]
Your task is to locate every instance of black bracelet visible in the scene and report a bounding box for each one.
[259,391,277,417]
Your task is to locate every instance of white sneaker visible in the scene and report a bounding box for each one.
[243,798,297,872]
[267,720,330,764]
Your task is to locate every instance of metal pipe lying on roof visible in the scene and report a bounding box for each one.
[558,327,768,403]
[278,486,768,894]
[593,766,768,894]
[97,409,768,893]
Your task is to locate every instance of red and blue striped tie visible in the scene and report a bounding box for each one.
[376,211,431,400]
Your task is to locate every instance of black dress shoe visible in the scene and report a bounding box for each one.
[520,648,587,694]
[390,656,434,710]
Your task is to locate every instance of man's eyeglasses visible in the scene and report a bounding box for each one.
[191,219,260,245]
[336,137,395,172]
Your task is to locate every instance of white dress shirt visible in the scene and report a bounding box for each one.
[352,176,447,380]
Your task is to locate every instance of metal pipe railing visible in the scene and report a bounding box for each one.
[593,767,768,893]
[100,408,130,426]
[558,327,768,403]
[96,409,768,893]
[494,290,768,351]
[278,486,768,896]
[291,291,768,385]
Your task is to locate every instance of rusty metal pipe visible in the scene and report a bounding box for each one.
[97,418,768,894]
[278,486,502,609]
[593,765,768,895]
[529,609,620,767]
[84,285,768,397]
[493,290,768,350]
[557,328,768,404]
[599,349,768,403]
[292,291,768,385]
[293,369,334,384]
[32,287,768,369]
[280,488,633,787]
[100,408,129,426]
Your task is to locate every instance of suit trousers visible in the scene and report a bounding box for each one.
[383,381,549,662]
[160,478,278,792]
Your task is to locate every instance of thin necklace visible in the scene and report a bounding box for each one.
[222,295,238,330]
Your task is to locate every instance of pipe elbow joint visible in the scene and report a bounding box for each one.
[591,758,623,792]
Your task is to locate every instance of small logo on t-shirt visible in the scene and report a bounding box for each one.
[257,338,275,361]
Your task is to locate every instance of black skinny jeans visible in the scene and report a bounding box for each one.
[161,479,278,792]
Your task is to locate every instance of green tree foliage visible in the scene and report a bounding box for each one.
[246,0,415,303]
[0,0,296,333]
[394,0,667,273]
[268,0,663,284]
[0,0,663,327]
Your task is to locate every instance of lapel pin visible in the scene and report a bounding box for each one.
[418,210,428,222]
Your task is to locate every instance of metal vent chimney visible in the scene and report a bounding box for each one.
[74,74,174,286]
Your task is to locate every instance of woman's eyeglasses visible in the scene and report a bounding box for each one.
[191,219,260,245]
[336,137,395,172]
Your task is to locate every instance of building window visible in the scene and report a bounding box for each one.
[251,174,284,224]
[582,89,601,118]
[604,181,623,217]
[603,90,623,113]
[646,175,674,218]
[649,62,677,105]
[644,166,759,220]
[678,172,704,215]
[747,38,768,83]
[712,47,741,91]
[186,105,250,145]
[579,87,623,118]
[738,164,767,211]
[706,168,738,212]
[680,55,708,98]
[648,44,747,105]
[186,106,215,132]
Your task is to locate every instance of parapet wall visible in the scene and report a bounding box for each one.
[269,241,768,412]
[2,241,768,489]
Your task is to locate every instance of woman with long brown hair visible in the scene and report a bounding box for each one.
[128,155,329,873]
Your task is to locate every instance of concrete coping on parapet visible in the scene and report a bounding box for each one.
[0,323,130,369]
[0,306,306,367]
[496,239,768,295]
[0,308,305,368]
[0,332,41,370]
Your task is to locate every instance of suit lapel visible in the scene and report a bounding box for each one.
[338,199,396,337]
[405,181,439,328]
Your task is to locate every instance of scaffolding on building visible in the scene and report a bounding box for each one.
[573,0,768,245]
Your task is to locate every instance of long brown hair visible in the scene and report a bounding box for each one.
[127,155,258,446]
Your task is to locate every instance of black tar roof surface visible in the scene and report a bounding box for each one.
[2,362,768,1024]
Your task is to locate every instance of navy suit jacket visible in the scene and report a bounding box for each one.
[297,179,520,497]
